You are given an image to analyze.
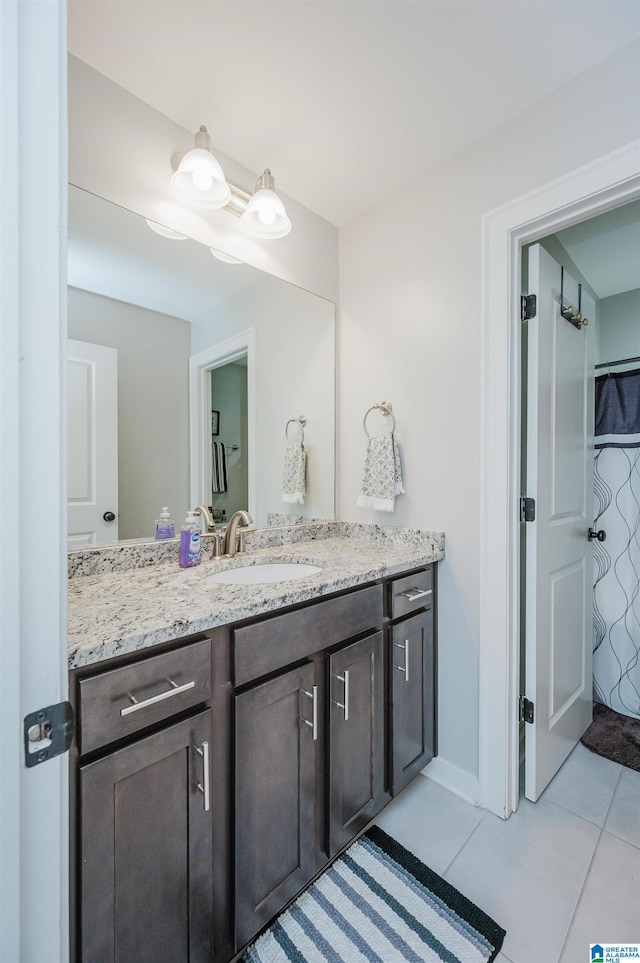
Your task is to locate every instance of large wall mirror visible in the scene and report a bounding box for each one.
[67,186,336,545]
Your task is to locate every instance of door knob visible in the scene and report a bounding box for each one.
[588,528,606,542]
[103,511,116,522]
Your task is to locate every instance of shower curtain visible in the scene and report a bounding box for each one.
[593,367,640,721]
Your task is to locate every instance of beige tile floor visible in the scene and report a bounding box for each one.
[374,743,640,963]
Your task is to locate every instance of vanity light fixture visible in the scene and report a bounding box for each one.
[241,169,292,239]
[210,248,244,265]
[145,218,188,240]
[171,125,231,209]
[171,127,291,238]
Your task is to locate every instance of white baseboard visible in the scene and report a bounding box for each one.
[421,756,483,808]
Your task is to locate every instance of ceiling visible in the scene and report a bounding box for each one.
[67,1,640,228]
[555,200,640,299]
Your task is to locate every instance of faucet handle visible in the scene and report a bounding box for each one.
[209,532,224,557]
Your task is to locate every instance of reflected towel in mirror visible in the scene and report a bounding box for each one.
[212,441,228,494]
[357,433,405,512]
[282,441,306,504]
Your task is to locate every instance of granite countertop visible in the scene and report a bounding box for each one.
[68,526,444,669]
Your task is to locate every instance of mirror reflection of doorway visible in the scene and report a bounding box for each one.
[209,359,248,524]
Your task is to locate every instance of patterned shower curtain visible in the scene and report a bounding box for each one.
[593,368,640,721]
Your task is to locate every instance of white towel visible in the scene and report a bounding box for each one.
[282,442,306,504]
[356,433,405,512]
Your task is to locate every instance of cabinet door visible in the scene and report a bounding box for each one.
[235,662,317,949]
[327,631,385,856]
[79,710,213,963]
[390,608,435,795]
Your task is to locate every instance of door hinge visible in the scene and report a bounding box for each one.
[24,701,74,768]
[521,294,537,321]
[520,496,535,522]
[519,696,534,724]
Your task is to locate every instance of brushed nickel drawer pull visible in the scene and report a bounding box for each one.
[120,679,196,716]
[394,640,410,681]
[196,741,210,812]
[399,588,432,602]
[302,686,318,740]
[334,671,350,721]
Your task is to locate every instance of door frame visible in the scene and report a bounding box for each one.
[189,328,256,522]
[479,139,640,820]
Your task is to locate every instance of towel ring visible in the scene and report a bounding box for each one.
[363,402,396,438]
[286,416,306,443]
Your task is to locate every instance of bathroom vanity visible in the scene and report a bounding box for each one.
[67,524,443,962]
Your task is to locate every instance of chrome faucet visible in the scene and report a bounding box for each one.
[223,510,254,557]
[193,505,215,532]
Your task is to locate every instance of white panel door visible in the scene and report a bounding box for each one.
[525,245,595,801]
[67,339,118,544]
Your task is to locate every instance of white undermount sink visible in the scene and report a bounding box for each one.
[205,561,322,585]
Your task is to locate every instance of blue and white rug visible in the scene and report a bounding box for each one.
[242,826,505,962]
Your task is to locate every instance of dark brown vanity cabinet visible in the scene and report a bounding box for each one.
[234,662,317,947]
[231,585,386,949]
[326,630,385,856]
[71,637,214,963]
[70,564,437,963]
[387,568,437,795]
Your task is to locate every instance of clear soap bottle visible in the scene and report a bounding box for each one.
[179,511,202,568]
[155,507,175,540]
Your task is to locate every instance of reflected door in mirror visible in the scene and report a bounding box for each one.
[67,339,118,545]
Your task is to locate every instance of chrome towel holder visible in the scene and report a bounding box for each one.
[363,401,396,437]
[285,416,306,443]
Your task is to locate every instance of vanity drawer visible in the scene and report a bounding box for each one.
[233,584,383,686]
[388,568,433,621]
[77,637,212,755]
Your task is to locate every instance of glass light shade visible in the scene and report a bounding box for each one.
[210,248,244,264]
[241,188,291,239]
[171,147,231,208]
[145,219,188,240]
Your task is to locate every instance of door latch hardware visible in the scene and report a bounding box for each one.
[521,294,537,321]
[520,497,535,522]
[519,696,534,725]
[24,701,74,767]
[588,528,606,542]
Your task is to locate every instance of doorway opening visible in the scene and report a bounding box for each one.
[480,141,640,820]
[189,328,256,525]
[518,199,640,803]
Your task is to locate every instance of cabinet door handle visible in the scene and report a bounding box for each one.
[399,588,432,602]
[196,741,210,812]
[302,686,318,740]
[334,670,350,721]
[120,679,195,716]
[394,639,410,682]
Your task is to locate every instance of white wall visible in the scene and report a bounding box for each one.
[599,288,640,362]
[192,275,335,525]
[68,287,191,538]
[339,39,640,784]
[68,56,339,304]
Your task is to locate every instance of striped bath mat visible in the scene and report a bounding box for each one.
[242,826,505,962]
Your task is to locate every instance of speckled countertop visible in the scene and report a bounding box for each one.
[68,524,445,669]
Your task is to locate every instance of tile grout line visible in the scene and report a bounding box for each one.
[556,765,624,963]
[441,810,488,877]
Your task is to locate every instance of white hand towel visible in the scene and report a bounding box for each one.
[356,433,405,512]
[282,441,306,505]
